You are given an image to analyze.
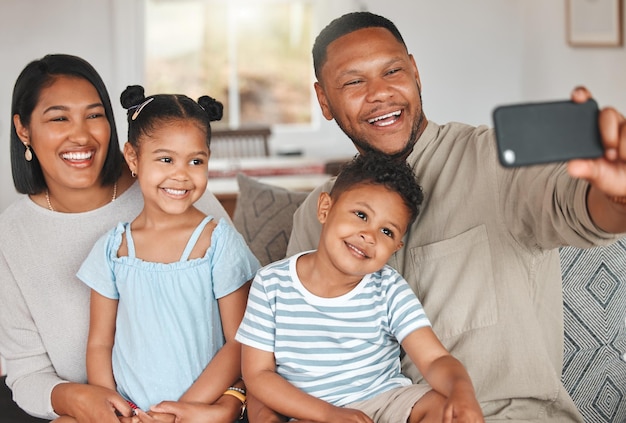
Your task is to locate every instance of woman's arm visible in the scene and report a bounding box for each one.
[0,253,132,422]
[86,289,118,390]
[51,290,135,422]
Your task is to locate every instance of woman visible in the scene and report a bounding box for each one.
[0,54,240,423]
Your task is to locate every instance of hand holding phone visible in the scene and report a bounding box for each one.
[493,99,604,167]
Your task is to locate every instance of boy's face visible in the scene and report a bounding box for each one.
[317,183,409,277]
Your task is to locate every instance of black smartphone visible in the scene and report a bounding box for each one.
[492,99,603,167]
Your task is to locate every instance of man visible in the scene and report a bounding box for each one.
[250,11,626,423]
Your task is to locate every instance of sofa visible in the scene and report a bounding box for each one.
[2,174,624,422]
[0,376,47,423]
[560,241,626,422]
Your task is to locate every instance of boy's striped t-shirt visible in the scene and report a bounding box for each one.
[236,252,431,406]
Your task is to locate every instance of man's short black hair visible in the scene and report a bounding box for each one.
[312,12,407,80]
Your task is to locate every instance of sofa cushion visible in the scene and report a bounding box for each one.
[560,240,626,422]
[233,173,310,266]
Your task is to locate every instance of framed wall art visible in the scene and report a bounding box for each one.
[566,0,623,47]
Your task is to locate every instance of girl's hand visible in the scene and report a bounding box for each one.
[147,400,240,423]
[122,408,175,423]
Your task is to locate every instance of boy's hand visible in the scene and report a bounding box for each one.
[442,387,484,423]
[324,406,373,423]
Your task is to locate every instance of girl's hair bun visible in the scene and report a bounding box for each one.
[120,85,146,110]
[198,95,224,122]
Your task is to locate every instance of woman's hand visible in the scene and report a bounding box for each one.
[51,382,133,423]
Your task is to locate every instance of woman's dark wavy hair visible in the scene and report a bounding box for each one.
[120,85,223,150]
[330,153,423,226]
[10,54,123,194]
[312,11,407,80]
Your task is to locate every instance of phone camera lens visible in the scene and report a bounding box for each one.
[503,149,516,165]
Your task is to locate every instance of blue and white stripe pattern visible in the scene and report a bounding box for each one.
[236,252,431,406]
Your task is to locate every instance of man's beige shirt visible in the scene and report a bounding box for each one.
[288,121,616,422]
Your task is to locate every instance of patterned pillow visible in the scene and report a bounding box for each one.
[233,173,310,266]
[560,239,626,422]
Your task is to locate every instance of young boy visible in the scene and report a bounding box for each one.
[236,154,484,423]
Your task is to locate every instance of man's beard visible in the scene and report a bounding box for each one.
[339,87,424,161]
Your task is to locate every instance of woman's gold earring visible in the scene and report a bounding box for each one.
[24,144,33,162]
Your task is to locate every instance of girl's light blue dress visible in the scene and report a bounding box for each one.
[77,216,260,410]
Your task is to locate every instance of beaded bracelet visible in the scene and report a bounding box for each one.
[126,399,139,415]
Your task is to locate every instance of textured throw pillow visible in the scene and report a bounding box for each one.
[560,239,626,423]
[233,173,310,266]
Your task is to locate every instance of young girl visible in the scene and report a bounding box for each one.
[77,85,259,421]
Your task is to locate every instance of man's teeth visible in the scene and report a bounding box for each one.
[368,110,401,124]
[164,188,187,195]
[62,152,93,160]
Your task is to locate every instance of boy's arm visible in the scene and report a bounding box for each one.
[86,289,118,390]
[179,282,251,404]
[402,327,484,422]
[242,344,364,423]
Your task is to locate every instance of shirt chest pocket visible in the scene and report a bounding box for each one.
[410,225,498,340]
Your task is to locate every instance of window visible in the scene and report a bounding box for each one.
[145,0,314,129]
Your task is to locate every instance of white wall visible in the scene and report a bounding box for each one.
[1,0,625,212]
[520,0,626,112]
[364,0,526,126]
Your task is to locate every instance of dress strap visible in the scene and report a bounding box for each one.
[124,223,136,259]
[180,216,214,261]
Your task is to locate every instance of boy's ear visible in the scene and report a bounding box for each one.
[316,191,332,224]
[123,142,138,173]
